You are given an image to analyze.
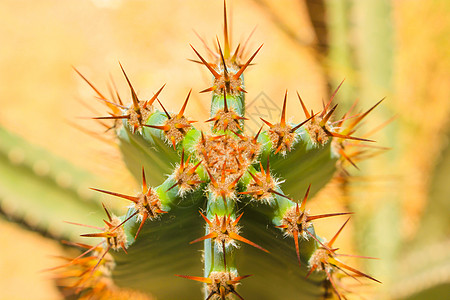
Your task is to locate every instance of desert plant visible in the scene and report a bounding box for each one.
[45,2,385,299]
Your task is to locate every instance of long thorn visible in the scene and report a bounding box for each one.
[234,44,263,79]
[190,45,220,78]
[329,218,351,247]
[177,89,192,118]
[119,62,140,109]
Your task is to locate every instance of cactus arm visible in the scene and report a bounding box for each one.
[110,171,207,298]
[0,125,103,240]
[112,200,205,299]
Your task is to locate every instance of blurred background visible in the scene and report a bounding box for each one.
[0,0,449,299]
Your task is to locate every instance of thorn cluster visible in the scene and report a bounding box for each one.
[277,186,351,267]
[261,91,313,155]
[191,211,268,253]
[176,271,251,300]
[241,159,285,203]
[331,98,387,172]
[206,91,247,133]
[46,204,129,297]
[196,130,261,202]
[73,67,124,132]
[52,242,115,298]
[308,219,381,299]
[91,167,166,239]
[145,90,196,149]
[206,162,242,203]
[170,149,203,194]
[191,42,262,96]
[80,204,128,254]
[87,65,164,134]
[298,81,374,146]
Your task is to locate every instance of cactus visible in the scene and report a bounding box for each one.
[47,2,385,299]
[0,125,104,241]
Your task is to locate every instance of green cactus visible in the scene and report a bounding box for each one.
[0,125,104,241]
[47,2,384,299]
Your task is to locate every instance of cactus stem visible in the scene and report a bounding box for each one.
[50,2,387,296]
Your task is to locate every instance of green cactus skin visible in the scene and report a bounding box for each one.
[0,125,104,240]
[49,2,383,299]
[118,113,180,186]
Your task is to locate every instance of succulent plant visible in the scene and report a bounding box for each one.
[46,2,385,299]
